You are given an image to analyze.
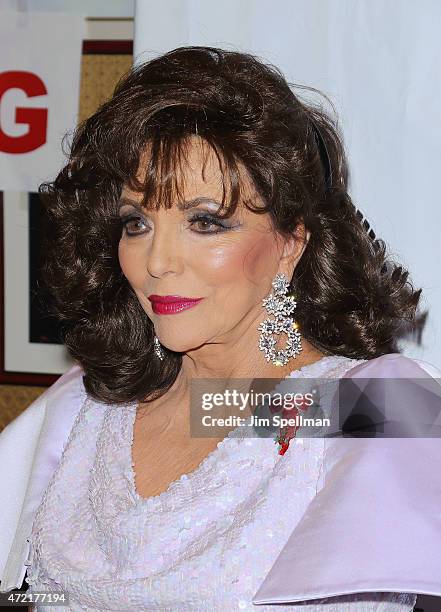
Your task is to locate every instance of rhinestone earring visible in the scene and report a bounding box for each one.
[258,272,302,367]
[154,335,164,361]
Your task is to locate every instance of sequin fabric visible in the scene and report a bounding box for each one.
[25,355,417,611]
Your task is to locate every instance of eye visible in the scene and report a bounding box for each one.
[120,214,148,236]
[189,213,233,234]
[119,211,237,237]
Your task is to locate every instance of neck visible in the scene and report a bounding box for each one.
[181,338,326,381]
[138,338,327,433]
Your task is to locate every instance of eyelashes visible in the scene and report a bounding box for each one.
[120,214,146,236]
[119,212,237,236]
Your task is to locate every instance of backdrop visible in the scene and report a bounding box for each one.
[133,0,441,369]
[0,10,84,191]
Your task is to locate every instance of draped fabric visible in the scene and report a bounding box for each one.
[1,352,439,610]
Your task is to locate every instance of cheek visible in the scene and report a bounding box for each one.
[242,235,280,292]
[196,237,258,285]
[203,234,277,293]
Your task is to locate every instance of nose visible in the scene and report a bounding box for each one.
[146,221,182,278]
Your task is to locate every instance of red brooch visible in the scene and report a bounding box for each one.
[273,396,310,455]
[275,429,292,455]
[274,418,299,455]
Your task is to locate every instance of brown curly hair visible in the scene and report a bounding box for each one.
[38,45,427,405]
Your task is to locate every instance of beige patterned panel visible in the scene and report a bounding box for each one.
[79,54,133,123]
[0,386,47,432]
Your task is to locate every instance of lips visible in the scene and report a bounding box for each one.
[148,295,202,304]
[148,295,204,315]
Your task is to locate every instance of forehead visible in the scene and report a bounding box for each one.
[145,136,222,190]
[121,135,260,211]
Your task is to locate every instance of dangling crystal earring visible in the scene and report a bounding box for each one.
[154,335,164,361]
[258,272,302,367]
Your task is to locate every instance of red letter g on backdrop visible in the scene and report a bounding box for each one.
[0,71,48,154]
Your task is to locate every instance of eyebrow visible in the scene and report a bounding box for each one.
[117,196,222,212]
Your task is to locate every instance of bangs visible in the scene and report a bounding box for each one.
[124,131,245,220]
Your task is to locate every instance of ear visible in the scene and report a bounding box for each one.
[280,222,311,269]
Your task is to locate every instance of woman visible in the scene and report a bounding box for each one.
[0,45,440,610]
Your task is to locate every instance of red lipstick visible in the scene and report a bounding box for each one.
[148,295,204,315]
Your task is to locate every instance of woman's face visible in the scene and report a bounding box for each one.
[118,136,307,355]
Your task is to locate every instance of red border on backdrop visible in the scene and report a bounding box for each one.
[0,39,133,386]
[82,40,133,54]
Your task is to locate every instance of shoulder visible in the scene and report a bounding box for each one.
[255,440,441,604]
[0,361,86,508]
[42,361,86,412]
[341,351,441,379]
[0,363,86,591]
[0,365,84,457]
[0,362,86,525]
[324,352,441,480]
[254,354,441,604]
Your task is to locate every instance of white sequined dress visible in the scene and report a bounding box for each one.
[25,355,418,611]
